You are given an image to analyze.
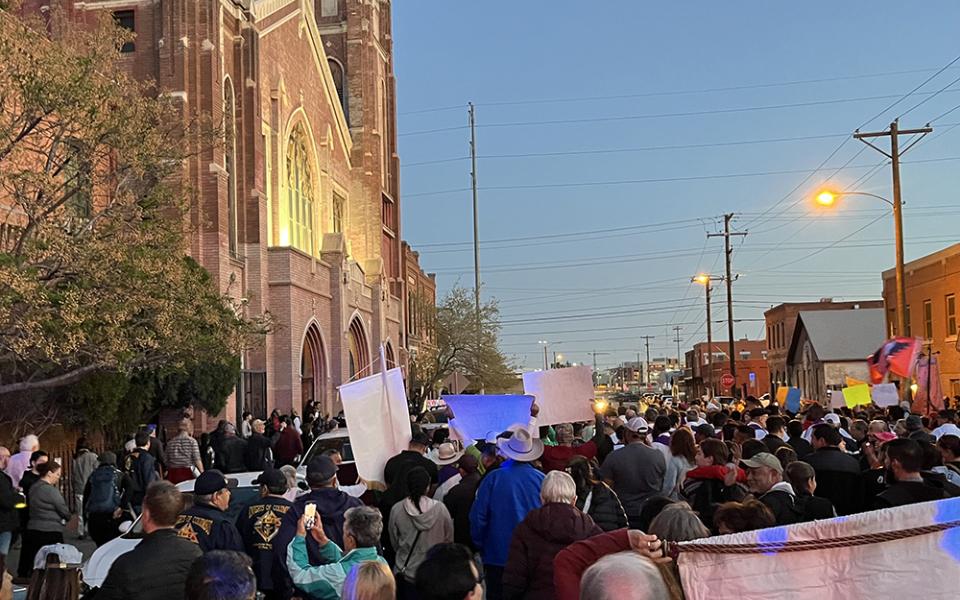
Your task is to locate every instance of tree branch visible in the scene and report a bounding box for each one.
[0,363,102,396]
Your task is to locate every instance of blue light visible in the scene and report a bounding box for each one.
[756,525,789,556]
[935,498,960,562]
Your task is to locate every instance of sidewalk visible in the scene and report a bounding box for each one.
[5,527,97,590]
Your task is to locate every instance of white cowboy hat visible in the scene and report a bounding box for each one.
[432,442,464,466]
[497,428,544,462]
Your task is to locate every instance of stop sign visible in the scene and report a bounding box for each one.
[720,373,735,389]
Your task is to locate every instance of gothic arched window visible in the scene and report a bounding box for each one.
[286,126,315,254]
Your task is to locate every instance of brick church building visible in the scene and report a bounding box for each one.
[19,0,428,421]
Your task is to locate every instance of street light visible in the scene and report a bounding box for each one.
[816,188,906,399]
[692,274,724,399]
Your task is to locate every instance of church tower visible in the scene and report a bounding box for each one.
[316,0,400,296]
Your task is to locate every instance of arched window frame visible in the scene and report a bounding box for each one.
[285,125,315,255]
[224,77,239,257]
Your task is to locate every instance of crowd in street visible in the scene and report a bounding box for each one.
[1,394,959,599]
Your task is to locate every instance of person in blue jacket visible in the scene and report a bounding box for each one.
[469,413,545,600]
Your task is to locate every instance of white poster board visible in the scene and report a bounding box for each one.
[338,367,411,483]
[871,383,900,407]
[828,389,845,409]
[522,365,595,426]
[444,395,533,443]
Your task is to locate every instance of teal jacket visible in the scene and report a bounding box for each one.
[286,535,386,599]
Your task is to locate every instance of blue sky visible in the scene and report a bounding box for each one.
[392,1,960,372]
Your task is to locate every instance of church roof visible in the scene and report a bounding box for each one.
[789,308,887,362]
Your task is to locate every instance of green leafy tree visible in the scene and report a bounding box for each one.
[0,13,268,418]
[408,285,516,409]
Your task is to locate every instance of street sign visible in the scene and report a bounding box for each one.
[720,373,735,389]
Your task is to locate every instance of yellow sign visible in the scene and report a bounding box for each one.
[842,384,872,408]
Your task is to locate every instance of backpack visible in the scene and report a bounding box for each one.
[86,467,121,514]
[125,450,157,498]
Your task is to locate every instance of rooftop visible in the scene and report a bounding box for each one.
[789,308,886,362]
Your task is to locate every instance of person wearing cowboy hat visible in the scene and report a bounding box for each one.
[469,427,544,600]
[432,442,464,485]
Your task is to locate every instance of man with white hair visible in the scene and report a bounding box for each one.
[6,434,39,489]
[580,552,669,600]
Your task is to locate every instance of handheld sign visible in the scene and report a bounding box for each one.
[444,395,534,443]
[522,365,595,426]
[338,367,411,483]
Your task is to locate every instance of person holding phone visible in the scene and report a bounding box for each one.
[286,506,387,600]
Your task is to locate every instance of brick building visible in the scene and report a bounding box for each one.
[882,243,960,399]
[684,339,770,400]
[764,299,883,397]
[402,241,436,360]
[17,0,429,422]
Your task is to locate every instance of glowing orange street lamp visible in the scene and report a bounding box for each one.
[815,187,907,399]
[692,274,724,398]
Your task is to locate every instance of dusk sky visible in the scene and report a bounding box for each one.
[392,1,960,372]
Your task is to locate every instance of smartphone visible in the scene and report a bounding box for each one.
[304,502,317,529]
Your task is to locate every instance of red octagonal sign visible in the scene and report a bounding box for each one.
[720,373,735,389]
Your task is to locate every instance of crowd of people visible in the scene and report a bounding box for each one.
[1,394,959,599]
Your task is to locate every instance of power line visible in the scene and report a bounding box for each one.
[397,65,960,116]
[399,89,960,137]
[404,155,960,198]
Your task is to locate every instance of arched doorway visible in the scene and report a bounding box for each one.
[347,316,370,381]
[301,323,327,412]
[384,342,396,370]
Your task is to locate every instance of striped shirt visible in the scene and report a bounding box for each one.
[166,433,201,469]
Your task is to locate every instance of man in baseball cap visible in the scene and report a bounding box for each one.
[173,470,242,553]
[238,468,292,596]
[741,452,799,526]
[599,415,665,530]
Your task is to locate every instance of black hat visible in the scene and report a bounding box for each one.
[253,468,287,491]
[695,423,716,438]
[306,455,338,483]
[410,431,431,446]
[194,470,238,495]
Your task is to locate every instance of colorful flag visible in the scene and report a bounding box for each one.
[845,376,868,387]
[866,337,921,383]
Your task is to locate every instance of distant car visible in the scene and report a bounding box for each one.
[81,471,301,593]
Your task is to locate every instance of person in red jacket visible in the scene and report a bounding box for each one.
[274,417,303,467]
[552,528,672,600]
[502,471,602,599]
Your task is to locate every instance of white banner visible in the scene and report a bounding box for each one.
[522,365,595,426]
[871,383,900,407]
[338,367,411,483]
[678,497,960,600]
[444,395,533,443]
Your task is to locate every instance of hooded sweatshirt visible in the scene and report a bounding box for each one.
[389,496,454,582]
[502,502,603,600]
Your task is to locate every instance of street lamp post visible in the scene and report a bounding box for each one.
[816,189,907,399]
[538,340,549,371]
[693,274,724,399]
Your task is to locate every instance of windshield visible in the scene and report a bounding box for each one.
[124,486,261,538]
[301,435,355,466]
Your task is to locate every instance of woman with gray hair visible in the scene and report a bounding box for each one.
[287,505,389,599]
[503,471,602,599]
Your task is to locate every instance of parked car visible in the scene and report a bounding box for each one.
[81,471,301,593]
[298,427,359,485]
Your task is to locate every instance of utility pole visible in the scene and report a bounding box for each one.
[673,326,683,364]
[708,214,746,395]
[469,104,482,349]
[854,119,931,399]
[693,275,723,398]
[639,335,655,387]
[588,351,610,387]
